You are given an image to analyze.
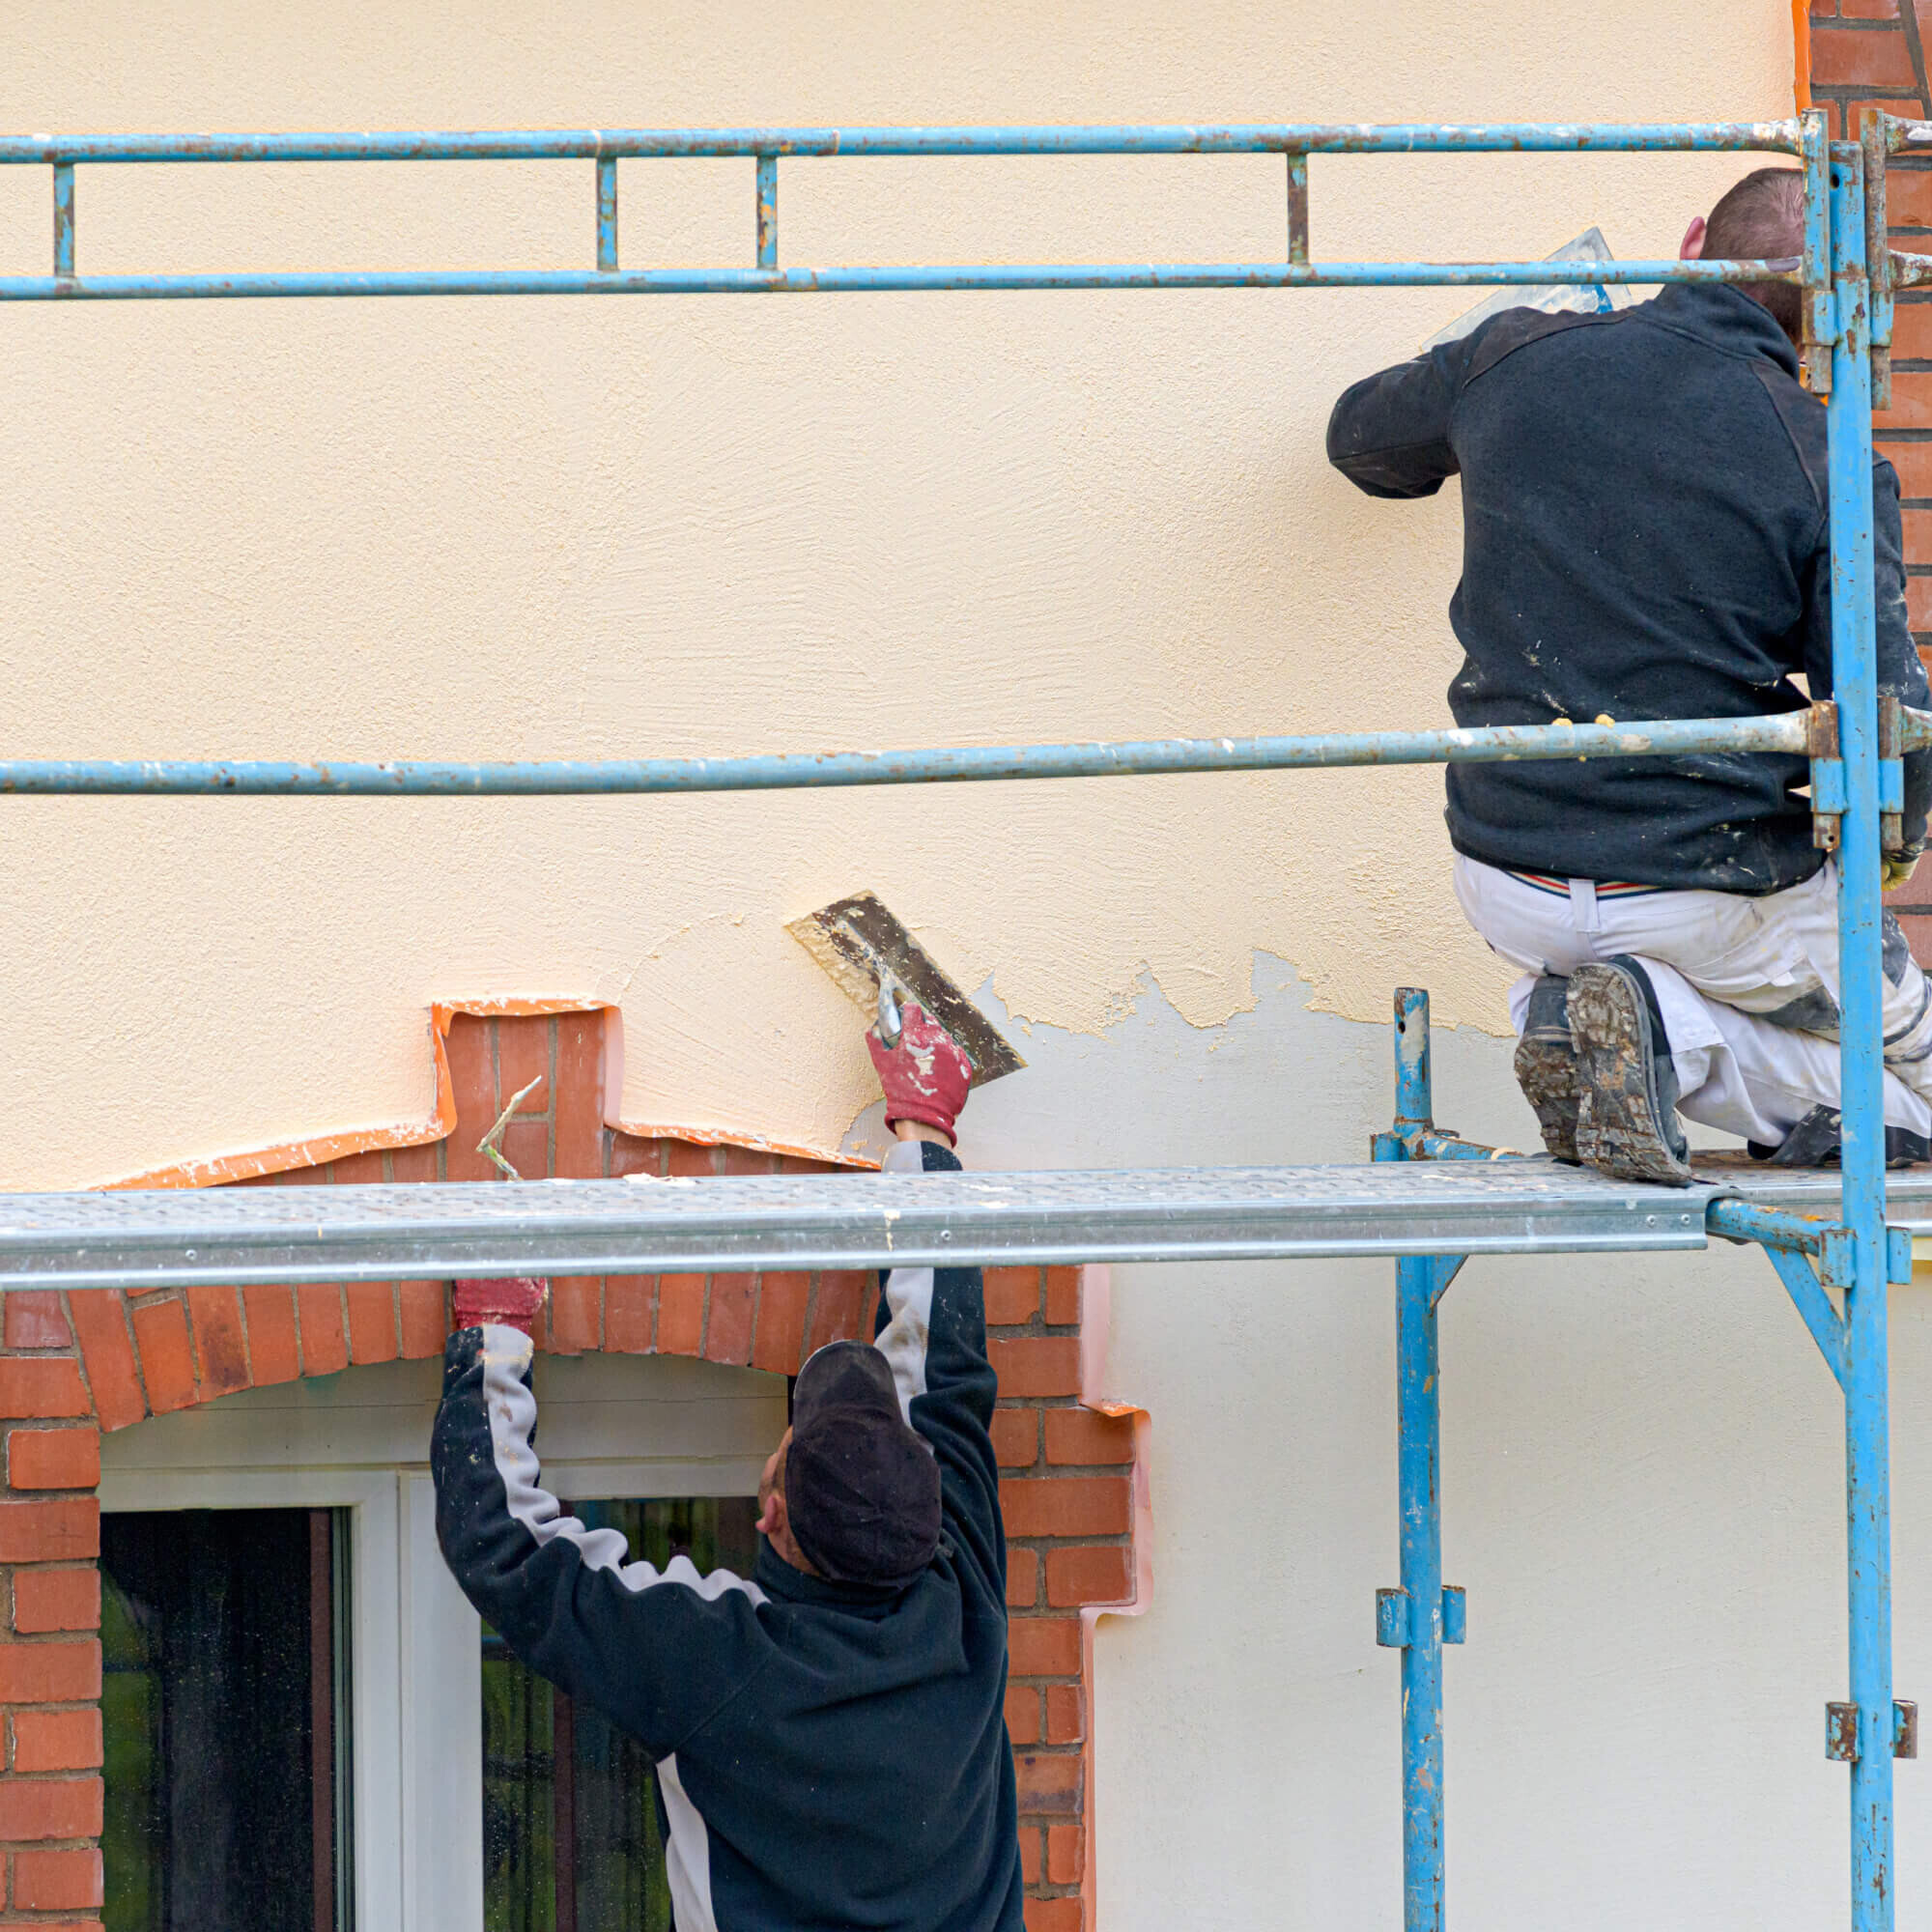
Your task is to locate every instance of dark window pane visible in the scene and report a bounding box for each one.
[481,1497,758,1932]
[101,1509,351,1932]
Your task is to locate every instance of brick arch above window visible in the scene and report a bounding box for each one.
[64,1006,880,1429]
[6,999,1150,1932]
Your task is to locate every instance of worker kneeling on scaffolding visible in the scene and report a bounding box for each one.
[430,1007,1023,1931]
[1328,166,1932,1185]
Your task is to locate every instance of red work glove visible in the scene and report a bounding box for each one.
[867,1002,972,1146]
[451,1277,549,1338]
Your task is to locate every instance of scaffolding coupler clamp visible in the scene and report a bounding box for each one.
[1376,1586,1465,1648]
[1811,700,1844,853]
[1881,692,1906,854]
[1807,697,1906,856]
[1827,1700,1918,1761]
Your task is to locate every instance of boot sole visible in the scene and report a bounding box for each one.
[1512,1034,1580,1163]
[1567,966,1695,1188]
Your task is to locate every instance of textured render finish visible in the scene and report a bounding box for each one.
[0,0,1791,1187]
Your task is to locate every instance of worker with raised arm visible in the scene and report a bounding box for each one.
[432,1005,1023,1932]
[1327,167,1932,1184]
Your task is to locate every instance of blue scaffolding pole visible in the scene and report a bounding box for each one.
[0,104,1914,1928]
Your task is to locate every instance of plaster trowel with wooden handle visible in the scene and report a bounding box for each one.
[787,892,1025,1085]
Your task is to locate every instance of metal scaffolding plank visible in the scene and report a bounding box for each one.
[0,1162,1714,1289]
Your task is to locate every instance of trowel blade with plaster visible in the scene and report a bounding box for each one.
[787,891,1026,1089]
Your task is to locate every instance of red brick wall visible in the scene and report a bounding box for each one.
[0,1009,1140,1932]
[1808,5,1932,946]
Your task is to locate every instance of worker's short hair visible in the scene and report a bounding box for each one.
[1702,167,1804,343]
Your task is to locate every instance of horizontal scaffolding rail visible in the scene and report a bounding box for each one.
[0,261,1802,302]
[0,123,1804,163]
[0,712,1822,796]
[0,117,1804,302]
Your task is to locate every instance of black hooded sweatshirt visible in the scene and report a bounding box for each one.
[432,1138,1023,1932]
[1326,280,1930,892]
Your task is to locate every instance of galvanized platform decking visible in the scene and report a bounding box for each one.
[0,1156,1923,1291]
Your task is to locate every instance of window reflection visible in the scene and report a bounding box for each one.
[101,1508,352,1932]
[481,1497,757,1932]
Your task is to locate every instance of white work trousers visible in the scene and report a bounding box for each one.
[1453,855,1932,1147]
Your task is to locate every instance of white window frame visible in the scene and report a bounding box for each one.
[98,1464,404,1932]
[99,1352,781,1932]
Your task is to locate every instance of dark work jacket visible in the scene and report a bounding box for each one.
[1326,282,1930,892]
[432,1138,1023,1932]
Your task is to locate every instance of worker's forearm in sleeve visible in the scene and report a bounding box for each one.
[432,1325,769,1756]
[1325,338,1466,498]
[872,1140,1005,1580]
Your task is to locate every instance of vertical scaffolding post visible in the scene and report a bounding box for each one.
[1376,988,1465,1932]
[1826,137,1897,1932]
[1804,110,1837,395]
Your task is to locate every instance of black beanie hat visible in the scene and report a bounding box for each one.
[783,1341,941,1587]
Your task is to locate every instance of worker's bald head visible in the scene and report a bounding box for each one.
[1696,167,1804,343]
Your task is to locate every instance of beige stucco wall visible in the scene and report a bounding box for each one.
[0,3,1791,1181]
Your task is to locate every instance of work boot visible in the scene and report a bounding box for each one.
[1566,956,1694,1187]
[1512,974,1580,1162]
[1747,1103,1932,1169]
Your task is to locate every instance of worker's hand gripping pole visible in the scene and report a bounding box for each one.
[1826,136,1901,1932]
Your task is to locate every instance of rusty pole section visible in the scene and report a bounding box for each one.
[596,156,618,270]
[756,155,778,270]
[51,162,73,277]
[1287,153,1309,266]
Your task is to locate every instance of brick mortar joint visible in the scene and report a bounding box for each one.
[226,1284,254,1395]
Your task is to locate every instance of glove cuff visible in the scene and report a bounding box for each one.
[451,1277,548,1337]
[883,1104,958,1147]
